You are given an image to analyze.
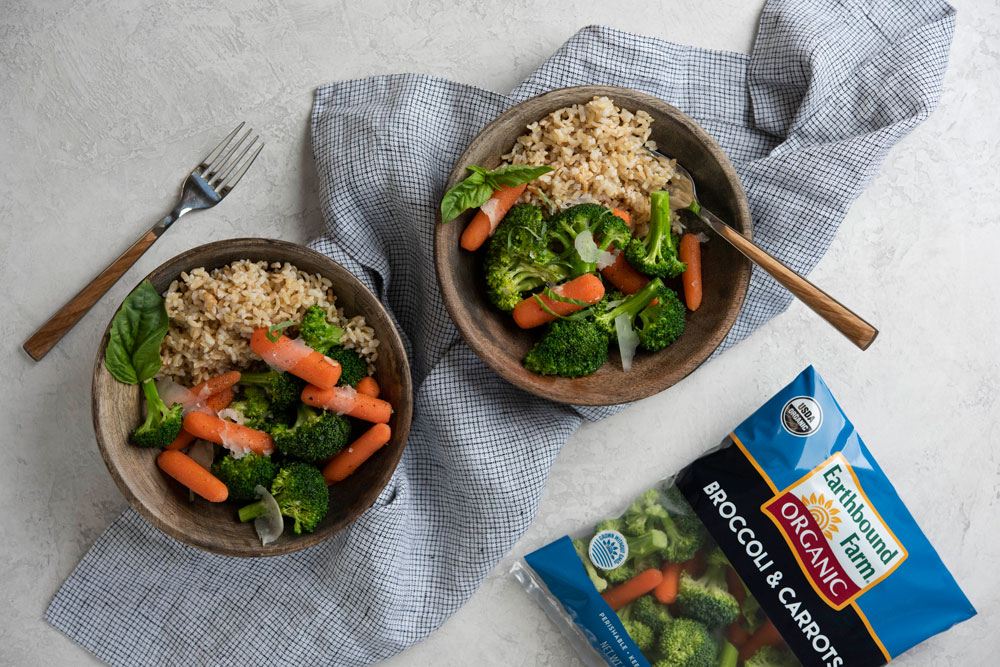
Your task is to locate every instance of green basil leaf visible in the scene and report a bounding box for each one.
[439,164,551,223]
[266,320,297,343]
[104,280,168,384]
[490,164,553,188]
[441,178,496,223]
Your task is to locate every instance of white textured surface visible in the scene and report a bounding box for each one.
[1,1,997,665]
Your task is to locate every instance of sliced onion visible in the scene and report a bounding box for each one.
[155,378,199,414]
[615,313,639,372]
[596,247,618,270]
[216,408,244,425]
[480,197,503,233]
[252,484,283,546]
[574,230,615,268]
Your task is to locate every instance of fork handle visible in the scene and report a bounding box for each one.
[22,224,165,361]
[703,211,879,350]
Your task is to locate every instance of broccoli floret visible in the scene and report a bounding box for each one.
[573,539,608,593]
[270,403,351,461]
[625,190,686,279]
[211,452,278,502]
[484,206,571,312]
[622,619,655,652]
[635,286,686,351]
[676,548,740,628]
[661,484,704,536]
[130,379,184,447]
[744,645,799,667]
[622,488,703,562]
[324,347,368,387]
[523,319,608,378]
[299,305,344,355]
[238,462,329,534]
[605,562,636,585]
[238,370,306,413]
[596,517,627,534]
[228,385,273,431]
[548,204,631,276]
[592,278,664,339]
[655,617,718,667]
[632,594,673,633]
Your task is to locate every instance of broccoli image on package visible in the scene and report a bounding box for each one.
[514,367,976,667]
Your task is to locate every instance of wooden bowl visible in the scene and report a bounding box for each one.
[434,86,752,405]
[92,239,413,557]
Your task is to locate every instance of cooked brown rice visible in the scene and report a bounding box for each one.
[158,260,379,384]
[502,96,682,235]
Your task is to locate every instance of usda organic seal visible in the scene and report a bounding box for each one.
[588,529,628,570]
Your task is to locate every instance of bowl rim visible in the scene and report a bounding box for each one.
[434,85,752,405]
[91,238,413,557]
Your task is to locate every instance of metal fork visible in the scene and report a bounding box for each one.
[23,123,263,361]
[652,149,878,350]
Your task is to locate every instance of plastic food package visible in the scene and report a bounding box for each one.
[514,367,975,666]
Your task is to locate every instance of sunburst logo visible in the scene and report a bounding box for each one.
[801,492,842,539]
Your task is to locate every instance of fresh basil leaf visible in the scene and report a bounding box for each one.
[441,178,495,223]
[104,280,168,384]
[490,164,553,188]
[266,320,297,343]
[439,164,552,223]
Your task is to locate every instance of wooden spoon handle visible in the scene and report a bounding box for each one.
[23,226,163,361]
[704,212,878,350]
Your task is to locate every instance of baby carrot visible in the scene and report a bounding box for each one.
[157,450,228,502]
[511,274,605,329]
[460,183,527,252]
[322,423,392,484]
[653,561,683,604]
[601,252,651,296]
[738,620,783,662]
[601,568,664,611]
[250,328,341,389]
[166,386,236,451]
[356,376,380,398]
[301,385,392,424]
[679,233,702,311]
[192,370,241,399]
[611,208,631,226]
[183,411,274,456]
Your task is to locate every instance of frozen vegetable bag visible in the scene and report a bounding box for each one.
[514,367,975,666]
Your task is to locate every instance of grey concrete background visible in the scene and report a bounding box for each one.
[2,1,997,665]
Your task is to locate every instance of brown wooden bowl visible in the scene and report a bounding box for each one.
[434,86,752,405]
[92,239,413,557]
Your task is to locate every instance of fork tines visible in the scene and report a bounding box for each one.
[198,122,263,196]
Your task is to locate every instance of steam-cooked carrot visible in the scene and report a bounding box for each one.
[738,621,783,662]
[250,328,341,389]
[182,411,274,456]
[601,252,651,296]
[166,387,236,451]
[511,274,605,329]
[679,233,702,311]
[611,208,631,226]
[653,561,683,604]
[301,385,392,424]
[460,183,527,251]
[191,370,241,399]
[602,568,664,611]
[157,450,228,502]
[322,423,392,484]
[356,376,380,398]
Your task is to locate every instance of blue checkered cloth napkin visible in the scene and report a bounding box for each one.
[46,1,954,664]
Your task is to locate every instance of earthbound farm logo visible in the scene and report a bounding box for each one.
[761,453,907,609]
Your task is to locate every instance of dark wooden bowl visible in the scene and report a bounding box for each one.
[92,239,413,557]
[435,86,752,405]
